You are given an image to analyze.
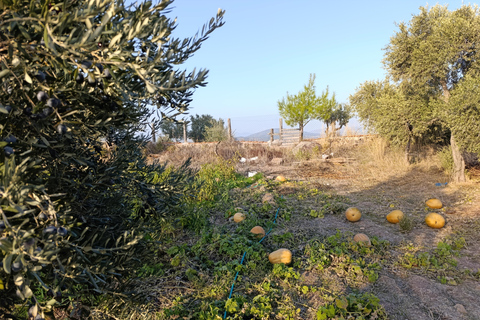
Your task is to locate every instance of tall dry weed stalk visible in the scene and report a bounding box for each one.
[343,124,363,136]
[355,137,410,182]
[352,136,446,184]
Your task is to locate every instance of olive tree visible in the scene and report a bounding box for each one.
[0,0,224,316]
[160,118,185,141]
[188,114,214,142]
[381,4,480,181]
[350,80,446,163]
[204,118,229,142]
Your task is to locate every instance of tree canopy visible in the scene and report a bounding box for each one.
[188,114,214,142]
[278,74,333,140]
[350,4,480,180]
[160,118,185,141]
[204,117,229,142]
[316,93,351,137]
[0,0,224,315]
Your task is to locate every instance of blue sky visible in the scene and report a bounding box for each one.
[164,1,467,136]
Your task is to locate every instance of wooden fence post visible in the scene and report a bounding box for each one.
[228,118,232,141]
[279,118,283,144]
[269,128,274,143]
[183,122,187,143]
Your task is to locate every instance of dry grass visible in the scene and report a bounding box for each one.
[147,140,302,170]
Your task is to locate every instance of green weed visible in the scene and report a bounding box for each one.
[316,292,388,320]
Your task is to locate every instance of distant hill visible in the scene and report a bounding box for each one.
[236,128,321,142]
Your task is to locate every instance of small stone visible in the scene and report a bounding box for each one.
[262,193,275,205]
[445,208,456,214]
[455,304,467,315]
[270,157,284,165]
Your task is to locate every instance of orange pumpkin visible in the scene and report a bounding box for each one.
[233,212,246,223]
[276,175,287,182]
[425,212,445,229]
[353,233,371,245]
[426,198,443,209]
[268,248,292,264]
[386,210,404,224]
[345,207,361,222]
[250,226,266,238]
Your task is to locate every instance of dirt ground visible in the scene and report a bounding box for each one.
[147,138,479,319]
[236,151,480,320]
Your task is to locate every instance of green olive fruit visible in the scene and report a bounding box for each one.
[28,305,38,319]
[87,74,96,86]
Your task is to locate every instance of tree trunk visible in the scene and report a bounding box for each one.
[442,87,466,183]
[451,134,466,182]
[299,125,304,141]
[405,137,411,164]
[151,122,156,143]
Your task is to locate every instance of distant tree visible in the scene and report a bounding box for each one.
[278,74,331,140]
[204,118,228,142]
[316,91,352,137]
[160,119,184,141]
[188,114,214,142]
[326,103,351,136]
[380,4,480,182]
